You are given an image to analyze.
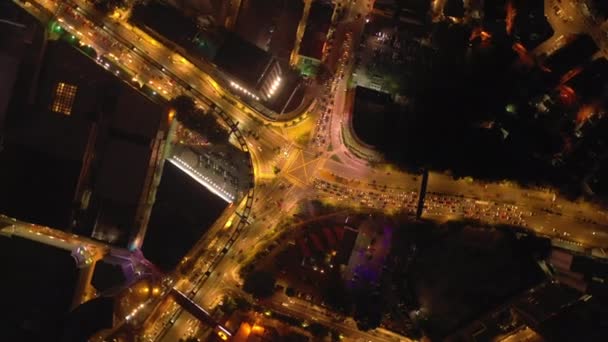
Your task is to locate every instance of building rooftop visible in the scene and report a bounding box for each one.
[213,31,275,89]
[130,1,199,48]
[0,235,78,341]
[543,34,598,76]
[538,296,608,342]
[143,163,228,271]
[566,57,608,101]
[0,10,166,244]
[299,1,334,60]
[234,0,303,61]
[511,0,553,49]
[444,0,464,18]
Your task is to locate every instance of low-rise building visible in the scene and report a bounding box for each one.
[296,0,334,77]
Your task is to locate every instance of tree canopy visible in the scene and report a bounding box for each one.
[93,0,127,14]
[170,95,229,144]
[243,270,276,299]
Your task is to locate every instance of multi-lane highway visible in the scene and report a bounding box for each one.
[11,0,608,341]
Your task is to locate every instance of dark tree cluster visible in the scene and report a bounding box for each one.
[363,19,608,200]
[243,270,276,299]
[93,0,127,14]
[171,96,229,144]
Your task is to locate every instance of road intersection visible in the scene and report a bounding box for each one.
[11,0,608,341]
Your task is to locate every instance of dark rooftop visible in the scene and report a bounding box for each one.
[590,0,608,20]
[444,0,464,18]
[130,1,199,48]
[0,235,78,341]
[143,163,228,271]
[352,86,394,147]
[543,34,598,76]
[92,260,127,293]
[213,31,274,89]
[512,0,553,50]
[538,296,608,342]
[0,17,165,242]
[234,0,303,61]
[299,1,333,60]
[566,58,608,101]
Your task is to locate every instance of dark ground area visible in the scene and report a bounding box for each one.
[0,236,78,341]
[355,18,608,201]
[243,208,548,340]
[352,87,394,147]
[405,223,546,339]
[142,162,228,272]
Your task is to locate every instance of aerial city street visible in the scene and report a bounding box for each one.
[1,0,608,341]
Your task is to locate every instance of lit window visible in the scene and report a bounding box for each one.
[51,82,78,115]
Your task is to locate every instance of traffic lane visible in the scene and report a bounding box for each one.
[68,0,292,156]
[67,0,272,132]
[526,212,608,247]
[159,308,199,342]
[321,159,420,192]
[427,173,608,225]
[153,205,245,337]
[217,284,406,342]
[421,197,608,247]
[263,298,403,342]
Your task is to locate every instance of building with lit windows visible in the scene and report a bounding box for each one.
[51,82,78,115]
[130,1,305,116]
[213,32,283,101]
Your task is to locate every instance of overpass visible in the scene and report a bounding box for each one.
[169,288,232,340]
[0,214,108,265]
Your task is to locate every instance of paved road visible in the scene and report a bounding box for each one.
[14,0,608,341]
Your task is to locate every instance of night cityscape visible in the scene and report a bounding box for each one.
[2,0,608,341]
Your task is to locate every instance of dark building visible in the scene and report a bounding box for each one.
[0,235,79,341]
[371,0,426,37]
[298,1,334,61]
[213,32,283,100]
[0,6,169,247]
[130,1,304,115]
[143,163,228,272]
[542,34,599,77]
[538,296,608,342]
[589,0,608,20]
[566,58,608,101]
[483,0,508,35]
[351,86,394,147]
[511,0,553,49]
[166,0,235,28]
[373,0,399,18]
[234,0,303,61]
[444,0,465,18]
[130,1,201,51]
[0,1,44,138]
